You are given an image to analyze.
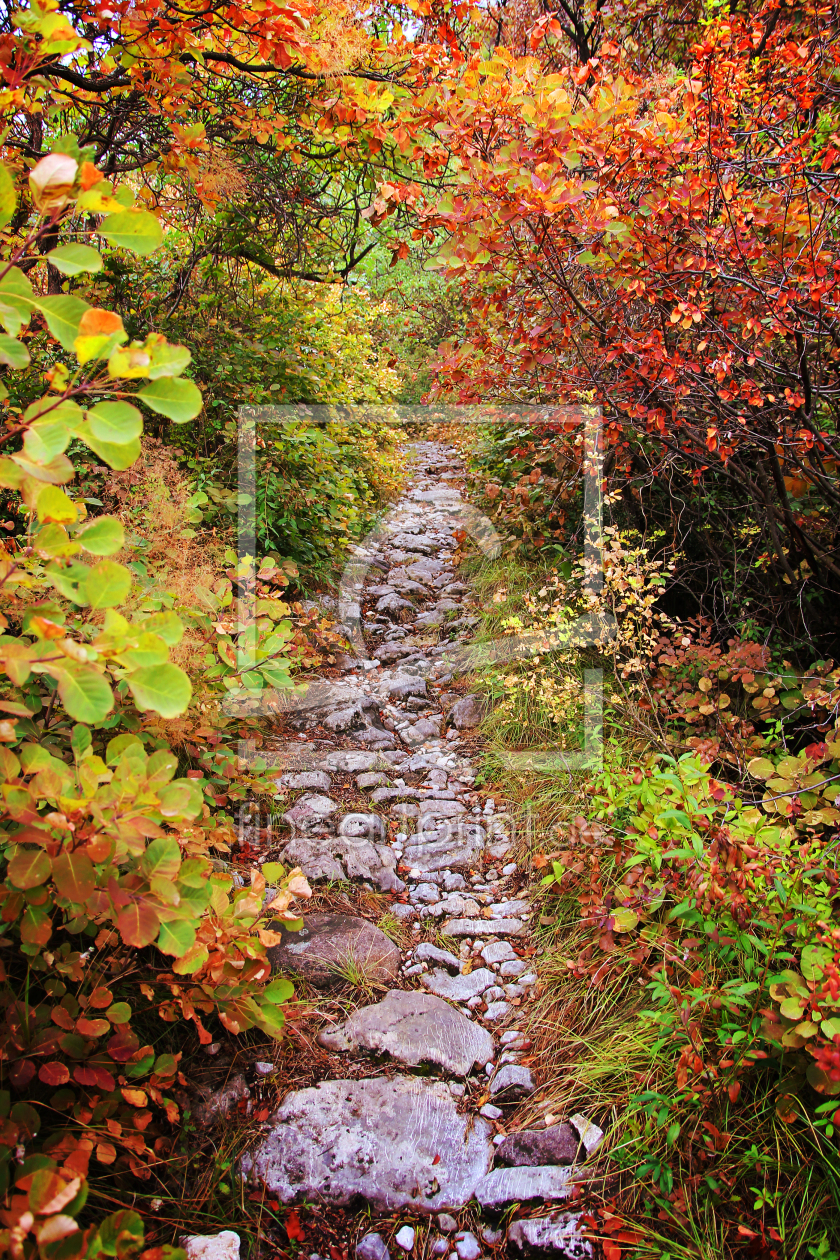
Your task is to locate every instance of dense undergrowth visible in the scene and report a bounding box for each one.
[458,420,840,1259]
[0,90,406,1259]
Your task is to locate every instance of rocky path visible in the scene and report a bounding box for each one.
[240,443,600,1260]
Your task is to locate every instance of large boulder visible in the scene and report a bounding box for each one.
[241,1076,493,1211]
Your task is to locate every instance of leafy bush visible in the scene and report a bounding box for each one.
[0,140,311,1254]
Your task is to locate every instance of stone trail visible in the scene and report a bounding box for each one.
[239,443,601,1259]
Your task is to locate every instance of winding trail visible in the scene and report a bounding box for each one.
[242,443,599,1260]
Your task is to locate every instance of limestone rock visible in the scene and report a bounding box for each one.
[277,830,401,892]
[570,1114,605,1155]
[442,918,525,937]
[450,695,486,729]
[241,1076,493,1211]
[403,823,485,873]
[489,1064,535,1101]
[495,1125,580,1168]
[322,750,384,772]
[414,941,460,971]
[282,793,338,832]
[422,966,495,1003]
[506,1214,593,1258]
[419,800,467,820]
[278,771,332,791]
[454,1233,481,1260]
[356,1234,390,1260]
[266,914,400,989]
[181,1233,240,1260]
[317,989,494,1076]
[394,1227,416,1252]
[387,675,428,700]
[474,1165,580,1210]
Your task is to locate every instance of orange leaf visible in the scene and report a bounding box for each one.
[78,308,124,337]
[95,1142,117,1165]
[80,162,104,190]
[116,903,159,948]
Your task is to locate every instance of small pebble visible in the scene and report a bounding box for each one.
[253,1061,274,1076]
[480,1103,503,1120]
[437,1215,458,1234]
[395,1226,415,1253]
[356,1234,390,1260]
[502,862,517,875]
[454,1232,481,1260]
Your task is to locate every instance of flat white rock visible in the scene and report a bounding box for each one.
[241,1076,493,1211]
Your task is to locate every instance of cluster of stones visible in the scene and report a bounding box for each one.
[239,444,601,1259]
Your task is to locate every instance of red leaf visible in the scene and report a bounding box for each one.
[76,1017,110,1038]
[9,1058,36,1089]
[285,1211,305,1241]
[52,851,95,903]
[39,1061,70,1086]
[116,902,159,948]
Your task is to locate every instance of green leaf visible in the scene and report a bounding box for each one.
[77,426,140,471]
[261,862,286,882]
[157,778,203,819]
[263,977,295,1004]
[0,333,29,368]
[157,919,196,958]
[0,267,34,336]
[106,734,143,766]
[85,559,132,609]
[47,243,104,276]
[611,907,639,933]
[25,418,72,465]
[29,295,90,352]
[71,724,92,759]
[666,1121,681,1145]
[141,836,181,880]
[87,400,143,445]
[138,376,202,423]
[37,484,78,525]
[141,611,184,646]
[147,339,192,380]
[56,662,114,723]
[75,516,125,556]
[127,663,191,717]
[106,1002,132,1024]
[119,631,169,669]
[0,164,17,229]
[801,945,832,981]
[99,210,163,256]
